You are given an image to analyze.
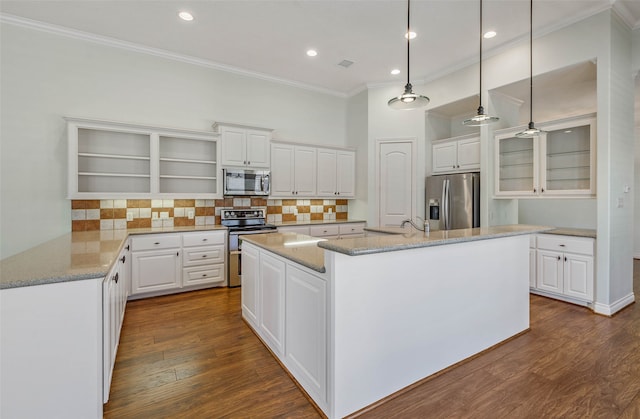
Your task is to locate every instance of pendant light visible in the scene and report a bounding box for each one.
[388,0,429,110]
[463,0,499,126]
[515,0,543,138]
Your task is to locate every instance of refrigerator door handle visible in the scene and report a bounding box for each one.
[442,179,450,230]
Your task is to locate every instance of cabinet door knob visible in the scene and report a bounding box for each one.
[120,255,126,264]
[557,256,561,260]
[125,245,130,251]
[564,256,567,262]
[533,188,537,193]
[541,188,545,193]
[247,161,250,165]
[113,272,119,283]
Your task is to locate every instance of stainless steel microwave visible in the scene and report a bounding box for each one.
[223,169,270,196]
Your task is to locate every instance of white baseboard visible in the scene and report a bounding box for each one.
[594,293,636,316]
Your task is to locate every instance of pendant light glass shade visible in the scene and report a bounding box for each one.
[388,0,429,110]
[463,0,498,126]
[515,0,544,138]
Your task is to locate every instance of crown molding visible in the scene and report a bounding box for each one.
[0,13,348,99]
[612,0,640,30]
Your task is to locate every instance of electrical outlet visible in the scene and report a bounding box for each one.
[126,212,134,221]
[293,207,298,215]
[188,210,194,220]
[160,211,169,219]
[152,212,159,220]
[617,197,624,208]
[328,208,332,214]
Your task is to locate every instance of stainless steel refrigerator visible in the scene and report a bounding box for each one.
[426,173,480,231]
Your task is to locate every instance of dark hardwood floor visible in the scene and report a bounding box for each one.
[104,260,640,418]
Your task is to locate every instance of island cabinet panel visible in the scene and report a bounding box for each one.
[285,265,328,406]
[259,252,286,356]
[241,243,260,328]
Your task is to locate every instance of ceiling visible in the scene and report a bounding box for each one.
[1,1,639,96]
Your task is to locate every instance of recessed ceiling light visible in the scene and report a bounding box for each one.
[404,31,417,40]
[391,69,401,75]
[306,49,318,57]
[483,30,496,39]
[178,11,194,21]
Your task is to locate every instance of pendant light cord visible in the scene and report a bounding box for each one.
[479,0,483,108]
[406,0,411,87]
[529,0,533,124]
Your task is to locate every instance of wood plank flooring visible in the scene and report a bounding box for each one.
[104,260,640,418]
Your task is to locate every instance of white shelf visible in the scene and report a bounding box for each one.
[78,153,150,161]
[159,175,217,180]
[78,172,150,178]
[159,157,216,165]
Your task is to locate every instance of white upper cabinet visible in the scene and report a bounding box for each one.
[317,148,355,197]
[270,142,317,197]
[216,123,271,168]
[272,142,355,199]
[495,114,596,198]
[432,135,480,174]
[67,117,220,199]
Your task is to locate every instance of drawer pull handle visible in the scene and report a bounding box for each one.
[559,244,565,247]
[202,255,208,258]
[202,274,207,277]
[120,255,126,264]
[202,238,208,241]
[154,242,160,245]
[113,272,119,283]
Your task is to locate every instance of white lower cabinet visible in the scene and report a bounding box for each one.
[131,248,181,294]
[285,264,327,405]
[241,242,328,410]
[259,252,286,356]
[103,242,130,402]
[280,222,366,240]
[241,242,260,328]
[130,230,227,298]
[532,234,594,305]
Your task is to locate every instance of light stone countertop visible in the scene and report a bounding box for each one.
[0,225,227,290]
[274,219,365,227]
[320,224,554,256]
[240,233,326,273]
[545,228,597,239]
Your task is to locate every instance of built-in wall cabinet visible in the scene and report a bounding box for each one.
[271,141,356,199]
[530,234,595,307]
[495,114,596,198]
[432,134,480,174]
[213,122,272,168]
[67,118,221,199]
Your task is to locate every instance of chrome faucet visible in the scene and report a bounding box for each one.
[401,216,430,233]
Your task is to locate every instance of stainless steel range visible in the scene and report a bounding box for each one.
[222,208,277,287]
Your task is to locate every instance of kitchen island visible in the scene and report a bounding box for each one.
[241,224,552,418]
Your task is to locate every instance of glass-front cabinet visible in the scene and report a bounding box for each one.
[494,114,596,198]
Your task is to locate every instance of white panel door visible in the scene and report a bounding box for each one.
[220,126,247,166]
[131,249,181,294]
[457,137,481,171]
[246,130,270,167]
[270,143,295,196]
[536,250,563,294]
[564,254,594,300]
[294,146,317,196]
[317,148,338,196]
[259,252,286,356]
[432,141,457,173]
[336,150,356,197]
[241,243,260,328]
[285,265,327,405]
[378,141,414,227]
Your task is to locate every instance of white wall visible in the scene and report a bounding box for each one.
[0,22,348,258]
[633,27,640,259]
[346,90,368,221]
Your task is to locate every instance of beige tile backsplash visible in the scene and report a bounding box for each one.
[71,198,349,231]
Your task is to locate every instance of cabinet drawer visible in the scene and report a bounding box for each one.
[310,225,340,237]
[183,265,225,286]
[130,234,181,251]
[183,231,225,247]
[537,234,594,256]
[278,226,310,235]
[182,245,225,267]
[339,223,365,236]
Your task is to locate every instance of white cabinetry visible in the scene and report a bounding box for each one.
[317,148,356,197]
[432,135,480,174]
[182,231,226,287]
[270,143,317,197]
[241,242,260,328]
[259,252,286,356]
[285,264,327,406]
[277,225,311,235]
[130,230,226,298]
[240,242,328,411]
[67,117,220,199]
[532,234,594,305]
[495,114,596,198]
[103,241,130,402]
[216,123,271,168]
[279,222,365,239]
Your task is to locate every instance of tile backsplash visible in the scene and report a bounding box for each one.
[71,198,349,231]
